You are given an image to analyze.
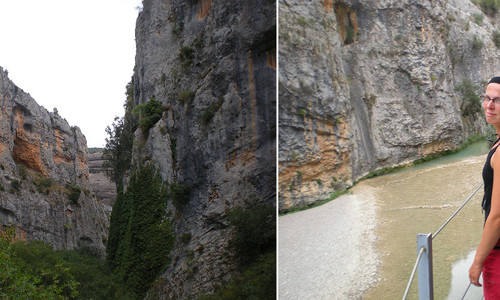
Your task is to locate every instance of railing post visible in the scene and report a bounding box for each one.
[417,233,433,300]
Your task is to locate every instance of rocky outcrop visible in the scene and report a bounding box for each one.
[127,0,276,298]
[88,150,116,208]
[279,0,498,212]
[0,67,109,256]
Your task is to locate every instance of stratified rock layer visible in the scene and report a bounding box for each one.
[279,0,497,212]
[0,67,108,255]
[88,150,116,208]
[128,0,276,298]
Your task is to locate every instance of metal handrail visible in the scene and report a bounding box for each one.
[461,282,472,300]
[403,246,426,299]
[433,183,483,240]
[402,182,484,300]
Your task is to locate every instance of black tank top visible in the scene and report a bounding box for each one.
[483,140,500,222]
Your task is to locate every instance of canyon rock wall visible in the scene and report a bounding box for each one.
[0,67,109,255]
[88,150,116,209]
[279,0,499,212]
[127,0,275,298]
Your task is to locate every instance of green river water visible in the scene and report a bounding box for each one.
[363,141,490,299]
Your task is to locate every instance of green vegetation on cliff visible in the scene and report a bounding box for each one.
[104,84,177,297]
[103,83,137,187]
[455,80,482,117]
[103,80,275,298]
[199,205,276,300]
[228,206,276,267]
[472,0,500,16]
[106,164,175,298]
[132,96,163,133]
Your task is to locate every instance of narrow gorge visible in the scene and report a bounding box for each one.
[279,0,500,212]
[0,0,276,298]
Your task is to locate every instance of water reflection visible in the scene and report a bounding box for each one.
[446,251,483,299]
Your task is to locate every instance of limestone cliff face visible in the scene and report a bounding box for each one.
[88,150,116,209]
[0,67,109,255]
[128,0,275,298]
[279,0,498,212]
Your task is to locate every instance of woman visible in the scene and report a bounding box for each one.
[470,76,500,298]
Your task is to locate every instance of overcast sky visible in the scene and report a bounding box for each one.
[0,0,142,147]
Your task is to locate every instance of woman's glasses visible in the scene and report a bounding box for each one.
[484,95,500,105]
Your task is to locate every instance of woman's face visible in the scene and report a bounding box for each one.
[484,83,500,126]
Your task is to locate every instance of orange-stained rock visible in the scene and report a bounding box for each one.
[267,49,276,69]
[198,0,211,19]
[0,66,108,257]
[13,134,46,175]
[322,0,333,11]
[334,2,358,44]
[279,116,351,212]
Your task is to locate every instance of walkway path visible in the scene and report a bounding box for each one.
[278,186,379,299]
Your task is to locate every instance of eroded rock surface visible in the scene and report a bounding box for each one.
[279,0,496,211]
[88,150,116,208]
[126,0,276,298]
[0,67,109,256]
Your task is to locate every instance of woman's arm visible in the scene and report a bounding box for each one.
[469,151,500,286]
